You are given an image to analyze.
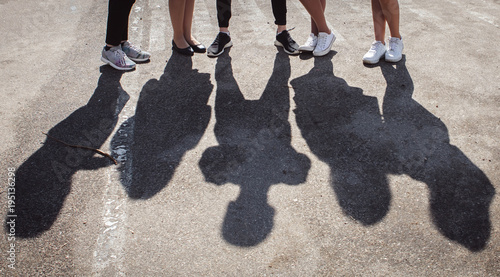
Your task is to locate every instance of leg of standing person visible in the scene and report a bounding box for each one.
[102,0,150,70]
[380,0,403,62]
[170,0,194,55]
[183,0,206,52]
[207,0,233,57]
[363,0,403,64]
[272,0,300,55]
[298,0,324,52]
[170,0,205,55]
[297,0,335,56]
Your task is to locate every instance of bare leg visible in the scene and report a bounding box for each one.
[183,0,200,45]
[299,0,330,34]
[380,0,400,39]
[310,0,326,35]
[169,0,189,48]
[372,0,386,42]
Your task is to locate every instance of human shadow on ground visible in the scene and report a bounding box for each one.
[199,50,311,247]
[291,55,495,251]
[112,52,212,199]
[379,58,495,251]
[292,52,392,225]
[6,66,128,237]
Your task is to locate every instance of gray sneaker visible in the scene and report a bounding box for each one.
[101,45,136,71]
[121,41,151,62]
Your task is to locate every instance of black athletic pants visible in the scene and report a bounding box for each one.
[217,0,287,28]
[105,0,136,46]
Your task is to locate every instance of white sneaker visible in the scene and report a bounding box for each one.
[299,33,317,52]
[362,41,386,64]
[313,31,336,56]
[385,36,403,62]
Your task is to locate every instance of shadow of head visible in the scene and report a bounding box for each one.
[377,56,495,251]
[291,52,391,225]
[199,50,311,246]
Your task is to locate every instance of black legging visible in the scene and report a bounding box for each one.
[105,0,136,46]
[217,0,287,28]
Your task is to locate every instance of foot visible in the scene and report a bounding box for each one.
[313,31,336,57]
[187,37,206,53]
[207,32,233,57]
[172,40,194,56]
[189,43,207,53]
[385,36,403,63]
[274,29,300,55]
[362,41,386,64]
[121,41,151,62]
[298,33,317,52]
[101,45,136,71]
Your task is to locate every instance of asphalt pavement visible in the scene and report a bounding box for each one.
[0,0,499,275]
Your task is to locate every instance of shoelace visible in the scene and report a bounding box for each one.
[285,27,296,44]
[125,43,141,53]
[114,49,127,65]
[317,34,327,49]
[212,33,226,46]
[305,34,317,46]
[370,42,383,51]
[389,40,399,52]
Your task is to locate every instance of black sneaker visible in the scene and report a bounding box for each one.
[274,29,300,55]
[207,32,233,57]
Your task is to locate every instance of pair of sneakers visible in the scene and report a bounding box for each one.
[101,41,151,71]
[298,32,336,56]
[206,30,300,57]
[207,30,335,57]
[362,37,403,64]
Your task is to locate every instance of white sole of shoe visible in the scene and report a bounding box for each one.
[101,57,135,71]
[128,56,150,62]
[207,41,233,57]
[384,55,402,63]
[274,40,300,55]
[298,45,315,52]
[362,57,382,64]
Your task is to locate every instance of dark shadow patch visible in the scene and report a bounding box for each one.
[111,52,213,199]
[6,66,128,237]
[199,49,311,247]
[292,52,391,225]
[380,58,495,251]
[291,55,495,251]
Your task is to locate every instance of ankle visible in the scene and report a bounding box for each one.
[319,29,331,35]
[173,37,189,48]
[186,37,199,45]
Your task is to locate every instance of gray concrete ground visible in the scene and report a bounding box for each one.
[0,0,499,275]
